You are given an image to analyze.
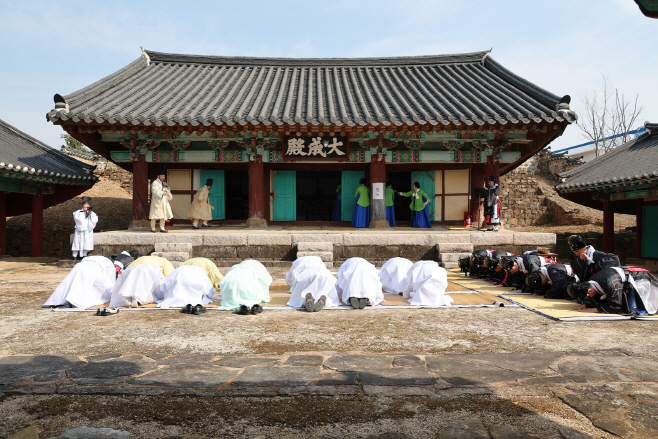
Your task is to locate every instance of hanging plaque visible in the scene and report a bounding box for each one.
[282,135,349,161]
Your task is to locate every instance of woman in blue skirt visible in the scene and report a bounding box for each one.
[398,182,431,228]
[351,178,370,228]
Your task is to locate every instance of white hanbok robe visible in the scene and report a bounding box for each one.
[71,210,98,253]
[402,261,453,306]
[44,256,115,308]
[286,256,327,287]
[109,265,166,307]
[158,265,216,309]
[336,257,384,306]
[219,264,271,309]
[287,265,341,308]
[149,179,173,220]
[229,260,273,297]
[380,257,413,294]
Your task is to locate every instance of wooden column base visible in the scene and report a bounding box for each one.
[369,220,390,229]
[246,218,268,227]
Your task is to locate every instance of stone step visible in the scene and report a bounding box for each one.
[297,241,333,252]
[440,262,459,269]
[155,242,193,253]
[151,251,190,262]
[435,243,473,253]
[297,251,334,262]
[438,252,472,262]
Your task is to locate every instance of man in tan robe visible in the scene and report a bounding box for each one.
[149,168,173,233]
[188,179,214,229]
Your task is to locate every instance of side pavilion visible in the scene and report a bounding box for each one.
[46,49,576,228]
[0,118,97,256]
[556,122,658,266]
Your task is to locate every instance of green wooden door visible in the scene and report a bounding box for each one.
[643,206,658,258]
[273,170,296,221]
[341,170,365,222]
[199,170,225,220]
[411,171,435,219]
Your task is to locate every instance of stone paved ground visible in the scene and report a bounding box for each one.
[2,262,658,438]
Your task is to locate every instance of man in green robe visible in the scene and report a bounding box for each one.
[398,182,432,228]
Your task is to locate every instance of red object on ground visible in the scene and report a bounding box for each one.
[464,212,471,227]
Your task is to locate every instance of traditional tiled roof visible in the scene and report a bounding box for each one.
[0,118,96,182]
[47,49,576,128]
[556,122,658,191]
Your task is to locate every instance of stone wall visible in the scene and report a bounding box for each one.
[555,231,637,264]
[93,160,133,194]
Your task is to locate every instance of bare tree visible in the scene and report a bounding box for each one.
[60,134,91,152]
[579,76,643,157]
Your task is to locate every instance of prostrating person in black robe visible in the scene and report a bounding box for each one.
[568,267,658,315]
[484,251,513,284]
[568,235,620,282]
[467,249,508,278]
[109,250,139,273]
[525,264,579,298]
[499,254,550,292]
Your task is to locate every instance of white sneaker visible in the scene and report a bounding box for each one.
[494,225,500,232]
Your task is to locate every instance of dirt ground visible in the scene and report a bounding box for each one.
[1,264,656,358]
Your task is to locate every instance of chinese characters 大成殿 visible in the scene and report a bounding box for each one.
[286,137,346,157]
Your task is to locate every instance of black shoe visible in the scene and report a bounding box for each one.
[251,304,263,315]
[359,298,368,309]
[313,295,327,312]
[349,297,360,309]
[180,304,193,314]
[235,304,251,315]
[192,304,206,315]
[304,293,314,312]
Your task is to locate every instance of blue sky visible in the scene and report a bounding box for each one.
[0,0,656,152]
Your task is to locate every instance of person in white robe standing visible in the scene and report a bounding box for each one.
[44,256,115,309]
[336,257,384,309]
[380,257,413,294]
[402,261,453,306]
[158,265,216,309]
[109,264,167,308]
[71,196,98,260]
[150,168,173,233]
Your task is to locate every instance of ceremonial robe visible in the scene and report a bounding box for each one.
[44,256,115,309]
[399,189,431,228]
[180,257,224,289]
[187,186,213,222]
[335,257,383,305]
[219,260,272,309]
[402,261,453,306]
[109,264,166,307]
[287,266,341,308]
[484,184,501,225]
[380,257,413,294]
[158,265,216,308]
[570,245,620,282]
[351,185,370,228]
[149,179,173,220]
[71,210,98,254]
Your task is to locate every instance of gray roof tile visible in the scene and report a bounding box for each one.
[0,118,96,181]
[47,49,576,128]
[556,123,658,190]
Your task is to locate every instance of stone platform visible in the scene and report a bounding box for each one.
[87,226,555,268]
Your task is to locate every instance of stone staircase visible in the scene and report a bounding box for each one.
[436,243,473,269]
[296,241,334,269]
[151,242,192,267]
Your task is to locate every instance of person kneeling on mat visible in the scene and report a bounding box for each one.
[499,254,550,292]
[336,258,383,309]
[525,264,579,299]
[568,267,658,315]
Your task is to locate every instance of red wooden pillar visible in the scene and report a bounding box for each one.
[603,200,615,254]
[31,191,43,257]
[132,155,149,221]
[0,192,6,256]
[636,199,644,259]
[369,159,388,228]
[470,163,485,224]
[247,158,267,227]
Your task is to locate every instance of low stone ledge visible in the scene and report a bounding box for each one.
[343,234,389,246]
[386,234,432,246]
[154,233,203,246]
[513,233,556,246]
[469,233,515,246]
[278,386,361,396]
[202,234,248,246]
[248,234,292,246]
[437,243,474,253]
[291,233,344,245]
[428,234,472,244]
[362,385,436,397]
[92,233,155,246]
[297,242,333,252]
[297,251,333,262]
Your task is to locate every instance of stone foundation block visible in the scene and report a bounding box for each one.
[154,233,203,246]
[297,241,333,252]
[398,245,436,260]
[151,252,189,262]
[247,234,292,246]
[439,252,472,262]
[387,234,432,246]
[203,234,247,246]
[337,245,399,260]
[237,245,296,260]
[93,233,155,246]
[437,243,474,253]
[513,233,556,246]
[297,251,333,262]
[290,233,344,245]
[198,247,238,259]
[428,233,472,244]
[441,262,459,269]
[343,234,388,246]
[470,233,515,246]
[154,243,193,253]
